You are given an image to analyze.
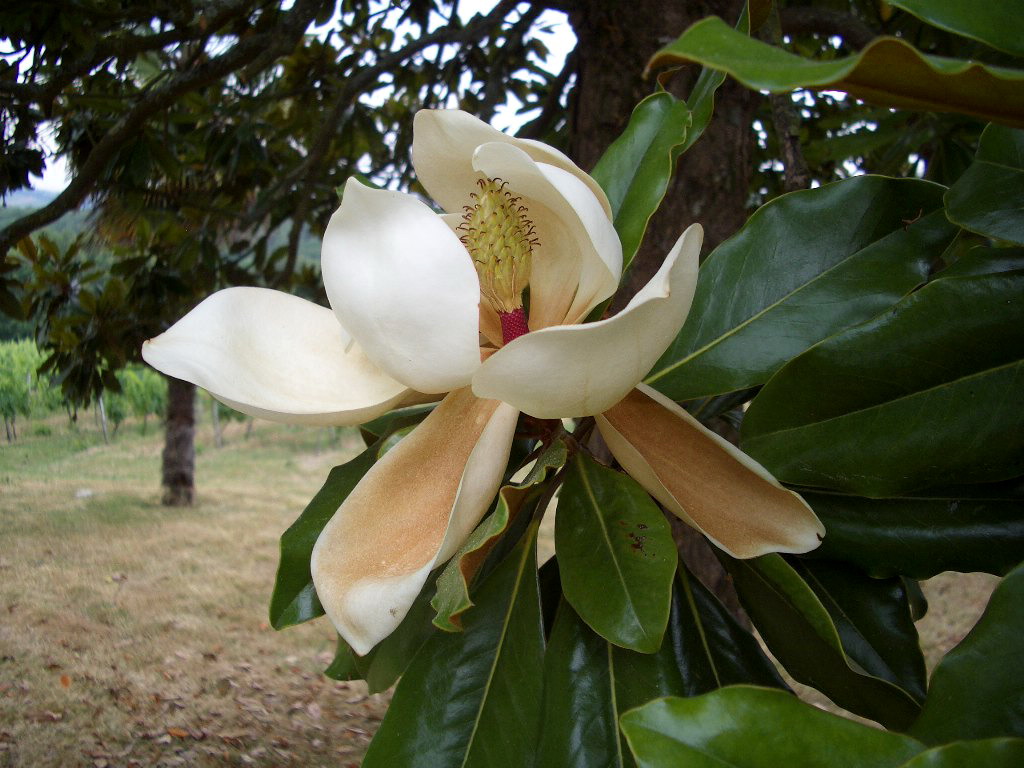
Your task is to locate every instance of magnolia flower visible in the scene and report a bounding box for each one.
[143,109,824,655]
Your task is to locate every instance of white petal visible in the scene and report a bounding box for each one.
[322,179,482,394]
[472,142,622,328]
[597,384,825,558]
[310,388,519,655]
[412,109,612,219]
[141,287,409,426]
[472,225,701,418]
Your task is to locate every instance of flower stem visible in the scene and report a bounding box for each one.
[499,307,529,344]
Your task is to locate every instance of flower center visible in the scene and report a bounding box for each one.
[457,177,538,343]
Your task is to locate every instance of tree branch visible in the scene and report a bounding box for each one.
[276,0,522,283]
[0,0,322,257]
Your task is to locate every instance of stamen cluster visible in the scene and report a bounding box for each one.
[457,177,539,314]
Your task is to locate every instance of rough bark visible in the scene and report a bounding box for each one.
[567,0,758,618]
[162,376,196,507]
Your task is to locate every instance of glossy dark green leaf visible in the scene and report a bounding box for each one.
[807,485,1024,579]
[911,562,1024,744]
[323,635,359,681]
[945,125,1024,245]
[354,577,438,694]
[649,16,1024,127]
[557,454,677,653]
[722,553,922,729]
[363,525,544,768]
[889,1,1024,57]
[590,92,691,272]
[269,443,377,629]
[795,559,927,701]
[938,245,1024,278]
[742,271,1024,496]
[537,564,784,768]
[358,402,434,444]
[897,739,1024,767]
[620,688,925,768]
[645,177,953,401]
[432,438,567,632]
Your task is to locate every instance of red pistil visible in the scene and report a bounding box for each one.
[499,307,529,344]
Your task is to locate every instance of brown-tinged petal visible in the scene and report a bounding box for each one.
[310,387,519,654]
[596,383,825,558]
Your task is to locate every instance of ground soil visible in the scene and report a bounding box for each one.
[0,411,1000,766]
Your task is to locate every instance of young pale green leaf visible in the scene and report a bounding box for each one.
[620,688,926,768]
[590,92,691,272]
[537,565,785,768]
[911,562,1024,744]
[648,17,1024,127]
[806,485,1024,579]
[945,125,1024,244]
[722,554,922,729]
[556,453,676,653]
[889,1,1024,57]
[362,525,544,768]
[741,271,1024,496]
[269,444,378,629]
[431,438,567,632]
[645,176,952,401]
[897,739,1024,767]
[796,560,927,702]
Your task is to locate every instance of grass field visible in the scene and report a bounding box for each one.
[0,407,999,766]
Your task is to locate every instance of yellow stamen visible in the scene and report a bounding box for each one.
[457,177,538,314]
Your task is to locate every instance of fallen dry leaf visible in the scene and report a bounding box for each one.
[60,674,71,688]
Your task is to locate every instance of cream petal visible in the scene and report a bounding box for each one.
[310,388,519,655]
[597,384,825,558]
[141,287,409,426]
[412,108,612,219]
[472,225,701,418]
[472,142,622,328]
[322,179,482,394]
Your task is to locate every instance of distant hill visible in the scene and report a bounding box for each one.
[4,188,57,209]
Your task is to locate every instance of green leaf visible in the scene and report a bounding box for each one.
[268,444,377,629]
[796,559,927,702]
[323,635,359,681]
[741,271,1024,496]
[806,485,1024,579]
[722,554,922,729]
[889,1,1024,57]
[620,688,926,768]
[556,453,677,653]
[537,565,784,768]
[591,92,691,272]
[911,562,1024,744]
[649,16,1024,128]
[938,245,1024,278]
[537,598,686,768]
[432,438,567,632]
[945,125,1024,245]
[898,739,1024,767]
[363,524,544,768]
[646,176,953,400]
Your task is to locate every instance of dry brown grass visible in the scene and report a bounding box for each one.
[0,410,1000,766]
[1,414,387,767]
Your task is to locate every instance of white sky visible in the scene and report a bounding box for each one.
[30,1,575,192]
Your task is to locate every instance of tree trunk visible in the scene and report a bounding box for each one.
[162,376,196,506]
[568,0,758,619]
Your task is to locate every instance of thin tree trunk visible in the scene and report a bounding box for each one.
[162,376,196,506]
[98,394,109,444]
[568,0,757,620]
